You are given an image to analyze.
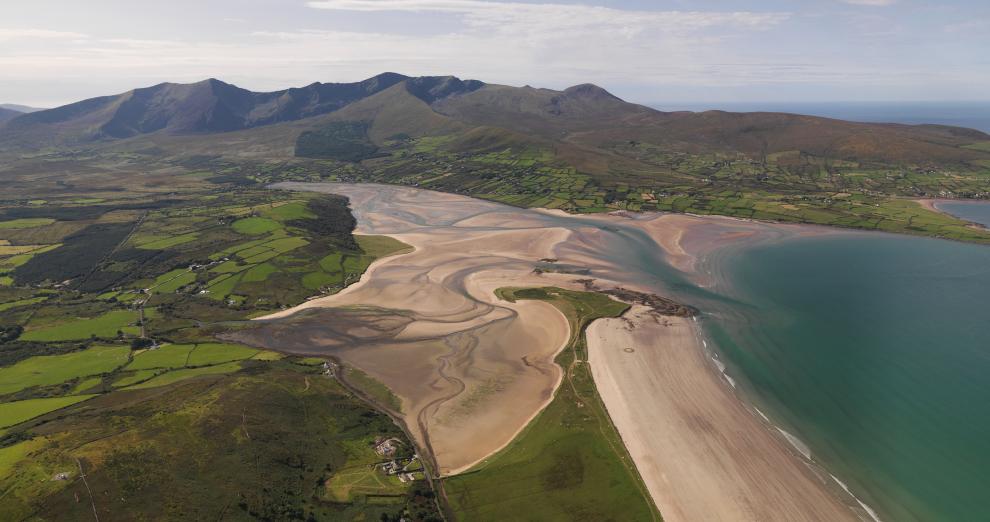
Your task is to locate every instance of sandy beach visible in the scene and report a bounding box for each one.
[916,198,941,213]
[244,182,865,520]
[588,307,860,521]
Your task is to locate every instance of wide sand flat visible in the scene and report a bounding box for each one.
[254,186,576,474]
[588,306,859,521]
[251,182,863,520]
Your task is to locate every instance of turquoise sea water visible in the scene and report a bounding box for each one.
[703,232,990,521]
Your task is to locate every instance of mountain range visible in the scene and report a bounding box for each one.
[0,103,44,113]
[1,73,988,171]
[0,108,20,124]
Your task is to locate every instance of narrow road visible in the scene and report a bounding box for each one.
[331,358,453,521]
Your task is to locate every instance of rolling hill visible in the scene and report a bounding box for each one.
[0,104,44,113]
[0,108,20,124]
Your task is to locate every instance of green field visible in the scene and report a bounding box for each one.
[0,296,47,312]
[0,218,56,230]
[444,288,659,521]
[125,344,196,370]
[242,262,276,282]
[0,438,45,478]
[232,217,281,235]
[71,376,103,394]
[21,309,139,341]
[111,369,159,388]
[0,344,129,395]
[154,271,196,293]
[0,395,95,428]
[126,361,244,389]
[185,342,259,366]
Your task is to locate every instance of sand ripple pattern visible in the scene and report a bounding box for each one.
[239,183,862,521]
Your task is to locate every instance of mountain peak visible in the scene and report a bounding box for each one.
[563,83,621,101]
[405,76,485,104]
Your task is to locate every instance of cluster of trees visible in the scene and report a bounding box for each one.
[288,195,359,251]
[0,324,23,343]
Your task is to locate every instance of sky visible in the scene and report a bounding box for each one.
[1,0,988,108]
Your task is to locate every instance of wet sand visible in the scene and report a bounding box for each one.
[243,182,863,520]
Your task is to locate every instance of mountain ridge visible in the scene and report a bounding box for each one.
[1,73,988,169]
[0,108,20,124]
[0,104,44,114]
[0,73,413,146]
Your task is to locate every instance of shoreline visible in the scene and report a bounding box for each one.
[629,213,885,521]
[258,182,879,520]
[587,306,866,521]
[437,274,573,477]
[695,319,883,522]
[915,197,989,231]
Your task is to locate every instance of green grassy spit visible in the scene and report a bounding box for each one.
[443,287,660,521]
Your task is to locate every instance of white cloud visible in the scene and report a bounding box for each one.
[839,0,897,6]
[295,1,793,86]
[0,28,88,41]
[307,0,789,38]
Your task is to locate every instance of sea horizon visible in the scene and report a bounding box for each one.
[648,101,990,133]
